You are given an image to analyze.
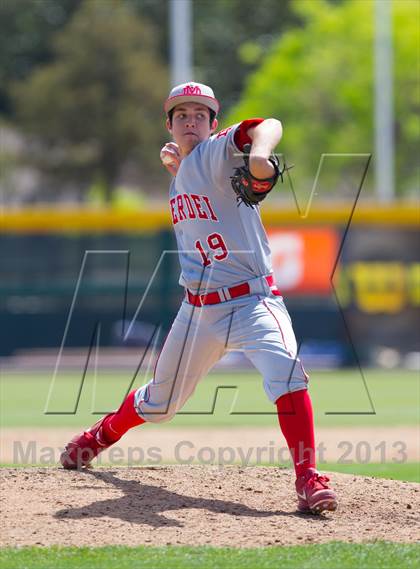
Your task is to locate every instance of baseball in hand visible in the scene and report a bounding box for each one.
[162,154,176,166]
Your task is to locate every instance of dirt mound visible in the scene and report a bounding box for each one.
[2,426,419,464]
[1,467,419,548]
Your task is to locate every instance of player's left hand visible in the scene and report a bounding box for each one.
[230,144,281,208]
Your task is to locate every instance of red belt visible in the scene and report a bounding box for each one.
[186,275,280,307]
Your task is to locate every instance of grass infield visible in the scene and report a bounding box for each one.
[0,542,419,569]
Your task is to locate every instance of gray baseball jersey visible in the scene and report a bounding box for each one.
[169,124,272,292]
[134,122,308,423]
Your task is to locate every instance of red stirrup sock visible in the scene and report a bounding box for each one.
[276,389,316,478]
[102,390,145,443]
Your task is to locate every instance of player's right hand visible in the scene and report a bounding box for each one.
[160,142,181,176]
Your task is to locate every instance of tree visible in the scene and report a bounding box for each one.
[11,1,168,202]
[1,0,298,120]
[0,0,83,116]
[189,0,299,111]
[226,0,419,197]
[130,0,299,113]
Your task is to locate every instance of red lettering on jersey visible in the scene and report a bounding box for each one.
[191,194,208,219]
[172,194,217,224]
[216,126,232,139]
[170,197,179,225]
[177,195,187,221]
[202,195,218,221]
[183,194,196,219]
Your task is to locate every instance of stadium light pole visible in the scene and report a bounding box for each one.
[374,0,395,202]
[170,0,193,86]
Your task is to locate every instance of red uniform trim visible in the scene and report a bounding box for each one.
[262,298,309,381]
[262,299,289,353]
[186,275,280,307]
[234,118,265,151]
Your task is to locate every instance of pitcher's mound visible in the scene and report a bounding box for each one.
[1,466,418,547]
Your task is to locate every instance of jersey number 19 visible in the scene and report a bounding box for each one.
[195,232,228,266]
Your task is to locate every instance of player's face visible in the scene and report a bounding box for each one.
[167,103,217,155]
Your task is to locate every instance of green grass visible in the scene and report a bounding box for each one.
[0,543,419,569]
[1,369,418,429]
[321,462,420,483]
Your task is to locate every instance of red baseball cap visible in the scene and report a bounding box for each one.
[164,82,220,116]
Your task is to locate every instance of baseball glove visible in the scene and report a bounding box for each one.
[230,143,290,208]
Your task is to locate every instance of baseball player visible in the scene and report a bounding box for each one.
[61,82,338,515]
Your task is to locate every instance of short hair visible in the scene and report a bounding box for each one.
[168,107,216,127]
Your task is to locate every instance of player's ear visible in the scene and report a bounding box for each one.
[210,118,218,133]
[166,117,172,134]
